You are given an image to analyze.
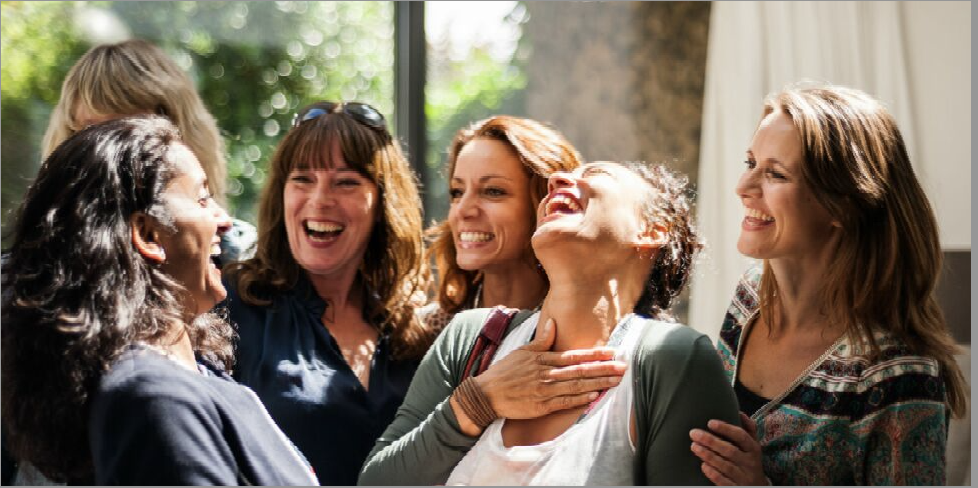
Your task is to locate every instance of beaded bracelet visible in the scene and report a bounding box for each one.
[454,377,497,429]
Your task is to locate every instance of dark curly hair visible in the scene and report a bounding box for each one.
[617,162,702,320]
[1,116,234,482]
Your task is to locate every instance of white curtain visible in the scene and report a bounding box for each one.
[689,1,917,341]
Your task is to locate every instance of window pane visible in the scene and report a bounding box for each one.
[1,1,395,228]
[423,1,528,222]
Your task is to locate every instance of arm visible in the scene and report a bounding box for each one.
[90,373,238,485]
[861,383,948,484]
[358,311,482,486]
[637,327,742,485]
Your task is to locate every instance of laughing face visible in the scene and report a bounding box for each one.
[283,142,379,281]
[448,138,537,272]
[735,110,839,260]
[533,162,653,255]
[156,144,232,314]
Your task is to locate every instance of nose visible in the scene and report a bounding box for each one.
[547,171,575,193]
[212,201,233,235]
[454,190,479,219]
[735,167,761,200]
[309,180,337,209]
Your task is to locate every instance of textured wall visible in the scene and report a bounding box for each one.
[521,2,711,321]
[522,1,711,184]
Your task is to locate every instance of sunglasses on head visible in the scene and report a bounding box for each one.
[291,101,387,131]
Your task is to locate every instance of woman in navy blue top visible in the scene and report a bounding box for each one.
[223,102,433,485]
[2,117,316,485]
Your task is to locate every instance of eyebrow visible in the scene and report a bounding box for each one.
[451,174,515,183]
[746,151,791,172]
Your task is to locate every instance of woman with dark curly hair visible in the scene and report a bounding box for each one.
[361,162,740,485]
[1,116,317,485]
[222,101,430,485]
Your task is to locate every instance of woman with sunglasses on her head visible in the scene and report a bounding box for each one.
[361,161,740,485]
[222,101,431,485]
[689,85,968,485]
[2,116,316,485]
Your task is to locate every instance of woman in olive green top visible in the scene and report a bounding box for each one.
[360,162,740,485]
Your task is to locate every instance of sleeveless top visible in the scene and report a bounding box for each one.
[445,312,645,486]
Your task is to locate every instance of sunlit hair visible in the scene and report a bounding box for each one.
[1,116,235,482]
[759,84,967,417]
[41,39,228,202]
[615,162,702,319]
[427,116,584,315]
[226,107,431,360]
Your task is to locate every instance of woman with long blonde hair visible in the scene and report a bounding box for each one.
[40,39,254,263]
[690,85,968,485]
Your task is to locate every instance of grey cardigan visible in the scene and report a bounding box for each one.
[359,309,741,485]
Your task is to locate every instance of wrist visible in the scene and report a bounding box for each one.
[451,377,498,435]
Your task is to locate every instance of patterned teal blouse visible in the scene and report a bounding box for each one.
[717,266,948,485]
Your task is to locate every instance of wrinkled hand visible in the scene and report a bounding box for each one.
[689,413,767,486]
[451,317,627,436]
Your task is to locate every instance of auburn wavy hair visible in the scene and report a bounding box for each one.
[426,116,583,314]
[226,105,431,360]
[2,116,234,482]
[41,39,228,203]
[758,84,968,417]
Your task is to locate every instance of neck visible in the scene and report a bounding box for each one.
[159,322,198,371]
[308,266,362,315]
[767,254,837,335]
[538,253,648,351]
[480,262,547,310]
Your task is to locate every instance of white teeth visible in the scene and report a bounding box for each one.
[746,208,775,222]
[459,232,494,242]
[306,221,344,233]
[210,243,222,256]
[546,195,582,215]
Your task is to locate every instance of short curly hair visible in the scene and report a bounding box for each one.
[616,162,702,320]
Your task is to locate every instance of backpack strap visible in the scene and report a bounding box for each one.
[461,306,519,378]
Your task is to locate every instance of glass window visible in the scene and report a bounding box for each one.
[1,1,395,229]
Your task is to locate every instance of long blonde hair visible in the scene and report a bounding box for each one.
[426,116,583,315]
[227,107,432,361]
[41,39,227,201]
[759,85,968,417]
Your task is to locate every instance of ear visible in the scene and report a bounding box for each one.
[634,220,669,250]
[130,212,166,263]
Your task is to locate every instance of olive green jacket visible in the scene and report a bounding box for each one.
[359,309,740,486]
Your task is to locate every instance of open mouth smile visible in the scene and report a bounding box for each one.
[542,192,584,219]
[304,220,345,242]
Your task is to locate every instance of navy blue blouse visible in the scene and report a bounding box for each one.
[222,276,419,486]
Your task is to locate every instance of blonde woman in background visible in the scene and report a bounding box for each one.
[40,38,255,263]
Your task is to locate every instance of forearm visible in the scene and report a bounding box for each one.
[359,397,478,485]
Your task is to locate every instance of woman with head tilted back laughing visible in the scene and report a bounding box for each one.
[361,161,740,485]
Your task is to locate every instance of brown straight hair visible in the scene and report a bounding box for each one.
[758,85,967,417]
[227,109,431,360]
